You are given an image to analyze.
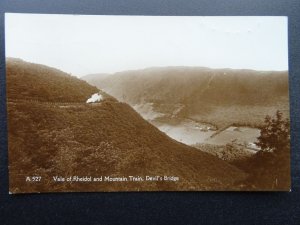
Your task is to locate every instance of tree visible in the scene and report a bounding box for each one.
[255,110,290,154]
[249,110,291,190]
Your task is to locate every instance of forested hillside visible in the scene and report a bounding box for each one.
[83,66,288,106]
[83,67,289,128]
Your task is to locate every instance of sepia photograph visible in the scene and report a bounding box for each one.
[5,14,290,193]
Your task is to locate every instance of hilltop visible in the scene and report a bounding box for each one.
[6,58,101,102]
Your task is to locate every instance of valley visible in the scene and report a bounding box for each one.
[82,66,289,164]
[7,58,249,192]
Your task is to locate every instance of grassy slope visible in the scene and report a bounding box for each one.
[6,58,100,102]
[7,59,246,193]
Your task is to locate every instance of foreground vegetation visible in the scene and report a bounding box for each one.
[196,111,291,191]
[232,111,290,190]
[8,100,247,193]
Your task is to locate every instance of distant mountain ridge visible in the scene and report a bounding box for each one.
[82,66,288,106]
[82,72,110,81]
[82,66,289,127]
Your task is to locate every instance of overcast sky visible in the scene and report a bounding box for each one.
[5,13,288,77]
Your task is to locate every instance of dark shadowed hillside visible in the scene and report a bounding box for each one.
[6,58,100,102]
[82,67,289,128]
[7,59,247,193]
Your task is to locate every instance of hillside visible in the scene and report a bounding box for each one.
[6,58,100,102]
[7,59,247,193]
[82,67,289,128]
[83,73,110,82]
[82,67,288,106]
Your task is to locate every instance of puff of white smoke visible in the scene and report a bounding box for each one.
[86,93,103,103]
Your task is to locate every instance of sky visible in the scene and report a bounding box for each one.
[5,13,288,77]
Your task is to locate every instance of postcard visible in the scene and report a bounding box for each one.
[5,13,290,193]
